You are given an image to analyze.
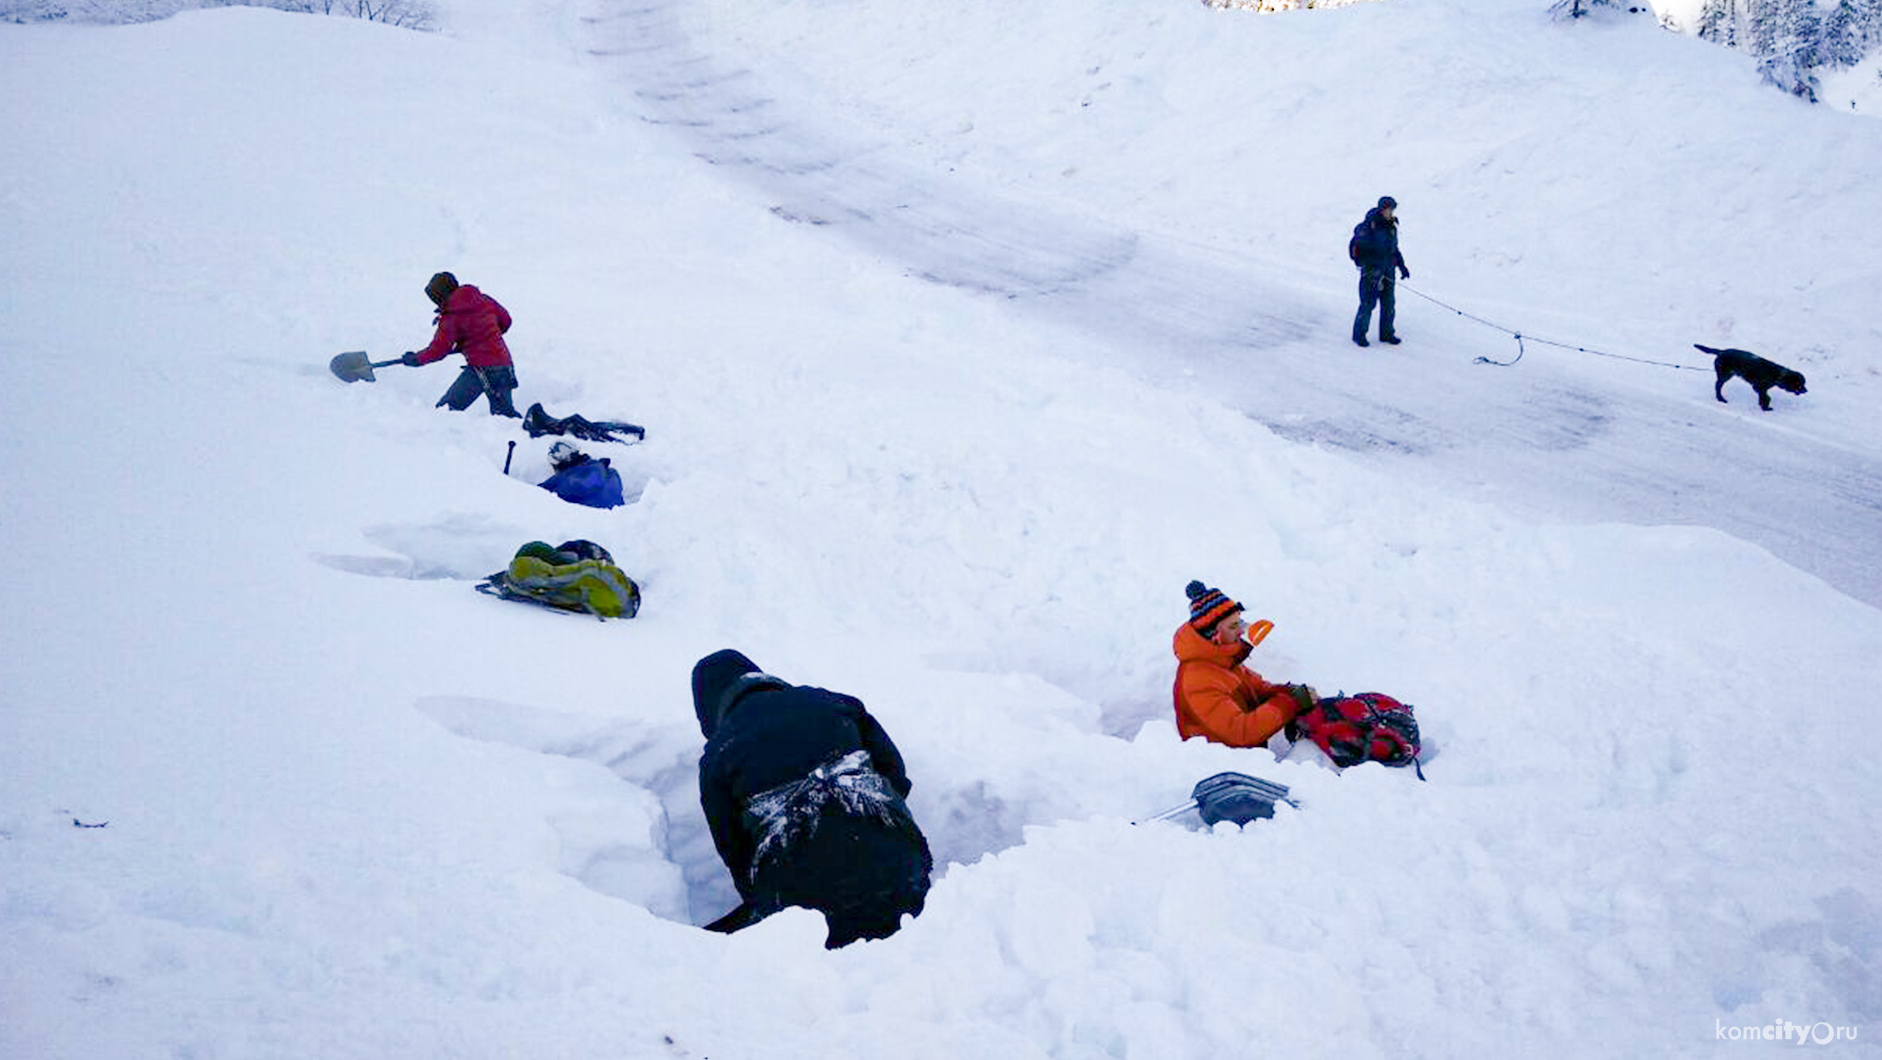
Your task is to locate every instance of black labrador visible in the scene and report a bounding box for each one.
[1696,344,1807,411]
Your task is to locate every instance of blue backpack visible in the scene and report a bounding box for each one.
[540,458,625,509]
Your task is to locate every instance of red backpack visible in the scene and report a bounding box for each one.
[1293,692,1424,778]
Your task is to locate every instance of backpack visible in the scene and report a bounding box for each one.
[476,541,640,619]
[539,457,625,509]
[1348,218,1370,264]
[1292,691,1423,776]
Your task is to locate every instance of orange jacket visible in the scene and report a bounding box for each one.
[1171,621,1302,748]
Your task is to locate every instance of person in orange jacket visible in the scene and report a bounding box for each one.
[1172,579,1313,749]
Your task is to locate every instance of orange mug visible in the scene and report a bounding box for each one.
[1245,618,1274,647]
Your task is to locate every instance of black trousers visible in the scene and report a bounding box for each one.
[1353,269,1396,342]
[712,810,932,949]
[438,365,520,417]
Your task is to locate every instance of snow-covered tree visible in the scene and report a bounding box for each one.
[1745,0,1823,99]
[1692,0,1837,101]
[1549,0,1640,18]
[1697,0,1743,46]
[1819,0,1865,65]
[0,0,434,27]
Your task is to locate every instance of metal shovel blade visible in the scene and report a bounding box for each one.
[1191,771,1297,826]
[329,350,377,383]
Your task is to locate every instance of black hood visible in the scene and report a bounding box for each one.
[691,649,786,738]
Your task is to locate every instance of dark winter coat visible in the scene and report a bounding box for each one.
[414,284,513,369]
[1350,208,1407,275]
[693,650,932,947]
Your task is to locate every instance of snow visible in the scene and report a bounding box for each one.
[2,0,1879,1057]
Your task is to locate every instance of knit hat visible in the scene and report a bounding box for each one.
[691,649,789,738]
[1377,195,1397,210]
[425,271,460,307]
[1185,579,1244,633]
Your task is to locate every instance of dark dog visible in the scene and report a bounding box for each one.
[1695,344,1807,411]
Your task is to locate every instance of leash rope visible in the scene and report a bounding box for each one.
[1398,284,1709,372]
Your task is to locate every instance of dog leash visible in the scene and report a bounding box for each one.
[1398,284,1711,371]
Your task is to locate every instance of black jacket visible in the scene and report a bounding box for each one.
[692,651,924,914]
[1351,207,1407,274]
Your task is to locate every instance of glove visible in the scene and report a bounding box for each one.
[1398,265,1411,280]
[400,351,421,367]
[1287,684,1319,715]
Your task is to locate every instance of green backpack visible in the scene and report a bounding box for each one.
[477,540,640,620]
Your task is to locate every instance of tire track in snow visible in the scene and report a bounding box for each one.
[576,0,1882,609]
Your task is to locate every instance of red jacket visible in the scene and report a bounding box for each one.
[415,285,513,368]
[1171,621,1303,748]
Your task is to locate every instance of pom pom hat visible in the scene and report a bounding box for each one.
[1185,580,1244,634]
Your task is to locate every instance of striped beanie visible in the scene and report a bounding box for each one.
[1186,580,1243,633]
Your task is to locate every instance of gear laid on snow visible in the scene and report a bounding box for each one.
[537,442,626,509]
[1138,771,1299,828]
[1289,691,1425,778]
[522,402,645,445]
[475,541,639,620]
[555,539,612,564]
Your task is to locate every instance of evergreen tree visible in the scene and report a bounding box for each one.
[1747,0,1823,100]
[1697,0,1742,46]
[1820,0,1863,65]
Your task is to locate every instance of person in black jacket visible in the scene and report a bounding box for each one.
[691,649,933,948]
[1350,195,1410,347]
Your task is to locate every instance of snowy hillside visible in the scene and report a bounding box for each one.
[2,1,1878,1058]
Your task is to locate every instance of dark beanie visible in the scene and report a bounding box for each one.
[425,271,460,307]
[1378,195,1397,209]
[691,650,793,741]
[1185,579,1243,633]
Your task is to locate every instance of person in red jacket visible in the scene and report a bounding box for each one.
[400,271,520,417]
[1172,579,1313,750]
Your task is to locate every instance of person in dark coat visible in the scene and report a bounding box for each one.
[1350,196,1410,347]
[692,649,933,949]
[400,271,521,417]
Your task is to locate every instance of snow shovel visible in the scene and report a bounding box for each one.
[1137,771,1298,827]
[328,350,408,383]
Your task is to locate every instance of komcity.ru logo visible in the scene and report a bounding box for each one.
[1716,1019,1861,1045]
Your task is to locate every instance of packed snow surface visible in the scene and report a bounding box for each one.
[3,1,1879,1057]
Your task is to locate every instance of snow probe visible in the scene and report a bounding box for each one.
[328,350,408,383]
[1137,771,1298,827]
